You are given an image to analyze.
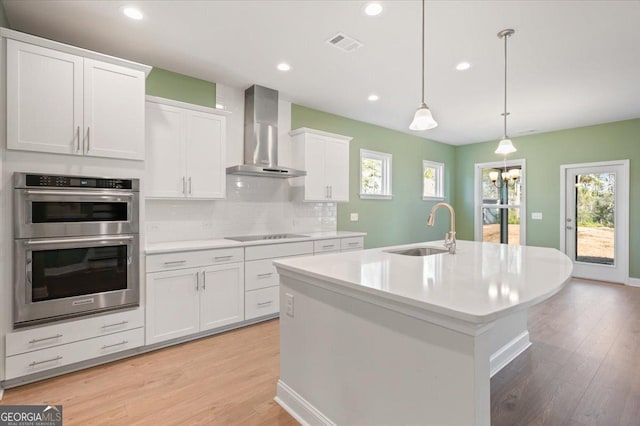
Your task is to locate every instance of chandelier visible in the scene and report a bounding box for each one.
[489,159,521,189]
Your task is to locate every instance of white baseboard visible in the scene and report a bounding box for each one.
[490,331,531,377]
[275,380,335,426]
[627,277,640,287]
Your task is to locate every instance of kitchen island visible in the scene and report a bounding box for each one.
[273,240,573,425]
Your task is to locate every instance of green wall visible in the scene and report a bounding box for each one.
[0,1,10,28]
[455,118,640,278]
[292,105,457,249]
[146,68,216,108]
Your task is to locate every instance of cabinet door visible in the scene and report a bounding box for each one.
[200,263,244,332]
[145,102,187,198]
[185,111,226,199]
[6,39,83,155]
[83,59,145,160]
[146,269,200,345]
[324,137,350,202]
[303,134,328,201]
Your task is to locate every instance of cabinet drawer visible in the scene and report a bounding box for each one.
[314,239,341,254]
[6,308,144,357]
[147,247,244,272]
[245,286,280,320]
[245,241,313,261]
[5,327,144,380]
[341,237,364,251]
[245,259,279,291]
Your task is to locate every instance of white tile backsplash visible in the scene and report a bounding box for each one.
[146,175,337,243]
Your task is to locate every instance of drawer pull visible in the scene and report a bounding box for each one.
[257,301,274,307]
[102,340,129,349]
[348,242,360,246]
[29,334,63,344]
[29,356,63,367]
[322,244,336,249]
[257,272,274,278]
[214,255,233,261]
[101,321,128,329]
[164,260,187,266]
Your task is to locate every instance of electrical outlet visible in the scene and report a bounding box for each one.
[285,293,294,317]
[350,213,359,222]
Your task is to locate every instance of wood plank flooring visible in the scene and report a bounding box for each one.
[1,278,639,425]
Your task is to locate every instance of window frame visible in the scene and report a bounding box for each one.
[422,160,445,200]
[359,148,393,200]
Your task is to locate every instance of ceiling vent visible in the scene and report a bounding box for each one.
[326,32,363,53]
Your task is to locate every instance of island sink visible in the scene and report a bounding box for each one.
[385,246,448,256]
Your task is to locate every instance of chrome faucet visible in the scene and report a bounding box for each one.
[427,202,456,254]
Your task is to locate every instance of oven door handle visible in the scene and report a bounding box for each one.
[23,235,135,246]
[23,189,135,198]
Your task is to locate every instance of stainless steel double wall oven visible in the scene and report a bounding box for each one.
[13,173,140,327]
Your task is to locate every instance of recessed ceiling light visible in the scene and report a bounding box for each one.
[364,2,383,16]
[368,94,379,102]
[277,63,291,72]
[455,62,471,71]
[123,7,143,20]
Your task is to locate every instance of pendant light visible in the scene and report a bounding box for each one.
[409,0,437,131]
[495,28,516,155]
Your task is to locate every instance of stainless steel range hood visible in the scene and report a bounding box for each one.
[226,85,306,178]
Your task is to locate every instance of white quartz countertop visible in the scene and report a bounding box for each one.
[273,240,573,324]
[145,231,366,255]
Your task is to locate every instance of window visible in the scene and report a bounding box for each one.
[422,160,444,200]
[360,149,392,199]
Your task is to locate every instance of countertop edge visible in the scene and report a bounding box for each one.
[145,231,367,255]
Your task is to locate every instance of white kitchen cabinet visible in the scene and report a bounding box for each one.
[145,97,226,199]
[145,250,244,345]
[6,38,146,160]
[290,127,352,202]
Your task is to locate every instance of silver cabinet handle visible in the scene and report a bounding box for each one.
[188,177,192,194]
[101,321,128,329]
[29,334,63,344]
[257,272,274,278]
[102,340,128,350]
[29,356,63,367]
[163,260,187,266]
[348,242,360,246]
[214,255,233,261]
[86,127,90,153]
[182,176,186,195]
[202,272,206,290]
[196,272,199,291]
[329,185,332,199]
[76,126,80,152]
[322,244,336,249]
[257,301,273,307]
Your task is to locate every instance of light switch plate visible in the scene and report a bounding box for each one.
[531,212,543,220]
[350,213,359,222]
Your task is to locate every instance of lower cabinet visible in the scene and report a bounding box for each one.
[4,308,144,380]
[146,262,244,345]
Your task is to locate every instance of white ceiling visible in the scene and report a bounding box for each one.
[3,0,640,145]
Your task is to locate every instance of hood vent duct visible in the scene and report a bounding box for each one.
[226,85,306,178]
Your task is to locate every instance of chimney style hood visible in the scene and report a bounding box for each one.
[226,85,306,178]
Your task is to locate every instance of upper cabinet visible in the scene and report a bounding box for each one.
[145,97,227,200]
[3,30,150,160]
[290,127,352,202]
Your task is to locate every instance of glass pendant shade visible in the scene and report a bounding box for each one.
[409,104,438,130]
[494,138,517,155]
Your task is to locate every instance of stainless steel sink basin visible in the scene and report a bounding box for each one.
[385,247,448,256]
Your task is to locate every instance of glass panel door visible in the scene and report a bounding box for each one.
[563,162,628,283]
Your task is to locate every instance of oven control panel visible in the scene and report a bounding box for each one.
[25,174,133,190]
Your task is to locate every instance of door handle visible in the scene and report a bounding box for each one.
[566,226,573,230]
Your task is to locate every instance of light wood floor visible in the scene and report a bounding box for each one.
[2,278,639,425]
